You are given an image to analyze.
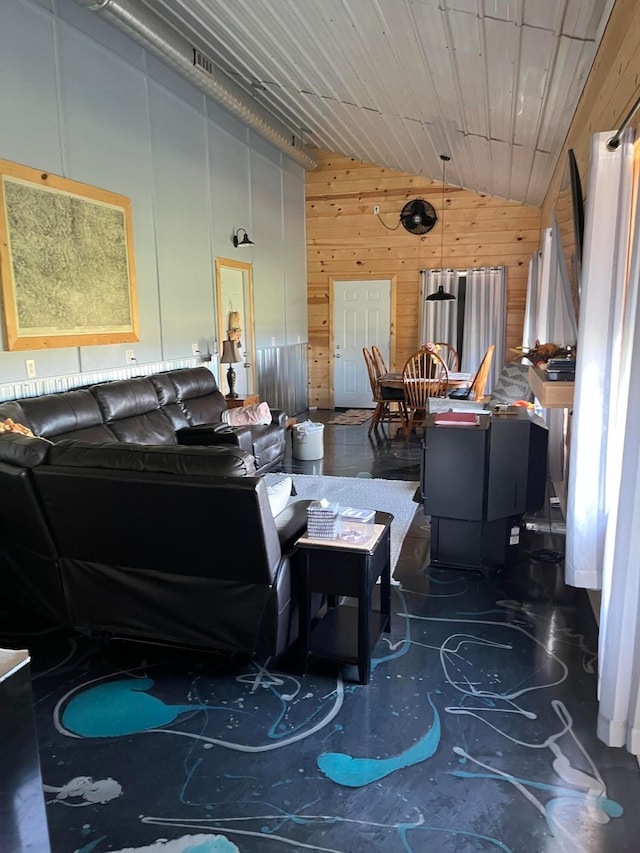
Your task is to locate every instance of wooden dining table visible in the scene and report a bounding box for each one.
[378,371,472,392]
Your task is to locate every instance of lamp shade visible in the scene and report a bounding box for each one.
[426,284,456,302]
[220,339,242,363]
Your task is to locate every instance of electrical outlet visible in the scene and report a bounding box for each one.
[25,359,36,378]
[125,349,135,363]
[374,205,380,215]
[191,343,200,356]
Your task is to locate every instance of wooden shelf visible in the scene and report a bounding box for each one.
[528,367,574,408]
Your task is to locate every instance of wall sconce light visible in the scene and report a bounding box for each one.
[232,227,254,248]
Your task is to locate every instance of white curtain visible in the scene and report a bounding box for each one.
[566,130,634,590]
[522,249,540,349]
[525,223,579,483]
[462,267,507,393]
[550,212,579,346]
[420,266,507,394]
[419,269,461,345]
[535,228,553,344]
[597,132,640,753]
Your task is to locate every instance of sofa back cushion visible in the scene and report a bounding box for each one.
[47,439,256,477]
[0,400,30,429]
[35,454,279,585]
[166,367,227,425]
[91,377,177,444]
[18,389,117,442]
[147,372,191,430]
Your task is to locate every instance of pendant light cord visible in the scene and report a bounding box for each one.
[440,154,450,270]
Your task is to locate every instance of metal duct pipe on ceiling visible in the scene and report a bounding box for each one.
[72,0,317,171]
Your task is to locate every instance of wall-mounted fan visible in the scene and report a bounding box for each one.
[400,199,437,234]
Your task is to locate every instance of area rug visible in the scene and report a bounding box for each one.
[326,409,373,425]
[265,472,419,573]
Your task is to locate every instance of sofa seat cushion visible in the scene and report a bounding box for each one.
[48,440,257,477]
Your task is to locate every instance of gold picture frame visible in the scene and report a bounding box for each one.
[0,159,139,351]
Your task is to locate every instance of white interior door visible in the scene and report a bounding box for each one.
[333,279,391,408]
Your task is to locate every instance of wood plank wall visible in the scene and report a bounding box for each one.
[306,150,541,409]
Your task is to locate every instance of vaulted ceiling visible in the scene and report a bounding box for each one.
[121,0,615,206]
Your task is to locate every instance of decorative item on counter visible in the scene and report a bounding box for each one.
[306,498,339,539]
[339,507,375,543]
[512,340,574,367]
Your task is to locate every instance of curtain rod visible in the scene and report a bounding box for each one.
[607,94,640,150]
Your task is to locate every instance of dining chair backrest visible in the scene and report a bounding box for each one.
[402,350,449,410]
[433,341,459,372]
[371,344,388,377]
[363,347,379,398]
[468,344,495,401]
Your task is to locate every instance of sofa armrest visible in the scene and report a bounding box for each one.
[273,499,311,555]
[177,423,253,455]
[270,409,287,428]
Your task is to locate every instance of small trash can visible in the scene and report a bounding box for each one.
[292,421,324,460]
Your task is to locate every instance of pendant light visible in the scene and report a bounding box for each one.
[426,154,456,302]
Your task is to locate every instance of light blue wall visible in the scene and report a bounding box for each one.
[0,0,308,384]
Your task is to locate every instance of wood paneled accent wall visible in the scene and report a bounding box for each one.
[306,150,542,408]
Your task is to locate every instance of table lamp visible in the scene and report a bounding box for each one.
[220,339,242,398]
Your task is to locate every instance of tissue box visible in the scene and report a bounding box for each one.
[306,500,340,539]
[339,507,375,544]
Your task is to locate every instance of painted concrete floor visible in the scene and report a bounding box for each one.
[2,412,639,852]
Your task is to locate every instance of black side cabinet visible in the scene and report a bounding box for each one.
[421,410,548,571]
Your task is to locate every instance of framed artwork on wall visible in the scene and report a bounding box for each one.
[0,159,139,351]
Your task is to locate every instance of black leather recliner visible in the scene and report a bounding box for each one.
[0,432,310,657]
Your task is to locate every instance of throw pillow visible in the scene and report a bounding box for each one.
[266,475,292,517]
[221,402,272,426]
[487,362,533,408]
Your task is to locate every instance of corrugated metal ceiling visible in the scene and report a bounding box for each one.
[139,0,615,206]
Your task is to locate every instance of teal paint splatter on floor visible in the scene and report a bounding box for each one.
[317,693,440,787]
[62,678,198,737]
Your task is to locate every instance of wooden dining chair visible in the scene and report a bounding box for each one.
[371,344,389,377]
[402,349,449,439]
[363,347,407,436]
[449,344,495,401]
[433,341,459,372]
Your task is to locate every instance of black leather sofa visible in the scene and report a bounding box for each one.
[0,432,310,657]
[0,367,287,474]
